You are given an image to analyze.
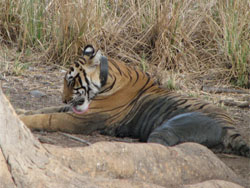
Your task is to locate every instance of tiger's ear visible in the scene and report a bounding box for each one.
[83,45,95,57]
[83,45,104,67]
[91,50,104,67]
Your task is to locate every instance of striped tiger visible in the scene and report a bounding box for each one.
[21,45,250,157]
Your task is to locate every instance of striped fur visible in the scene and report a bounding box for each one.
[62,45,250,157]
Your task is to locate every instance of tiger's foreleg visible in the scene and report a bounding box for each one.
[20,112,107,134]
[17,105,71,115]
[147,112,250,158]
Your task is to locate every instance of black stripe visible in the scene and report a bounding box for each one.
[230,134,241,139]
[82,70,91,99]
[74,72,88,95]
[126,66,133,81]
[78,57,86,65]
[127,66,132,74]
[133,69,139,86]
[74,87,85,90]
[76,73,83,86]
[98,77,116,94]
[198,103,208,110]
[128,81,155,106]
[82,70,90,85]
[138,100,163,140]
[111,61,123,75]
[136,77,152,95]
[93,83,101,90]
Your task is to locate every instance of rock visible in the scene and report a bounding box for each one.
[0,149,16,188]
[184,179,244,188]
[44,141,242,187]
[30,90,46,98]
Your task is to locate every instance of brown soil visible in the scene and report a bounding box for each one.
[1,63,250,187]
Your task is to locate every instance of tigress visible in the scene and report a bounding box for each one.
[20,45,250,157]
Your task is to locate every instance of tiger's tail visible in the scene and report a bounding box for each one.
[219,127,250,157]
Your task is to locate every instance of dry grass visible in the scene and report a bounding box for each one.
[0,0,249,87]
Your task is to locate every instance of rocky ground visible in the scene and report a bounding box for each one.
[1,60,249,187]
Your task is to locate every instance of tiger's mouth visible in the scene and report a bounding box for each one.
[72,104,89,114]
[70,98,89,114]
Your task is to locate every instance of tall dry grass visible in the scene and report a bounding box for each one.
[0,0,249,87]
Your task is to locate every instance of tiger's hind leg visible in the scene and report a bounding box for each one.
[148,112,225,148]
[147,112,250,157]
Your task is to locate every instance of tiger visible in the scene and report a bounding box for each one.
[20,44,250,157]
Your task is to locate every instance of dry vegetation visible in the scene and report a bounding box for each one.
[0,0,249,87]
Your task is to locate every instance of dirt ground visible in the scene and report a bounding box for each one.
[1,62,250,187]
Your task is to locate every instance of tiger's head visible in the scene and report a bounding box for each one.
[62,45,108,114]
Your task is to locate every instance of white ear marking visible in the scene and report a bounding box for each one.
[85,47,94,54]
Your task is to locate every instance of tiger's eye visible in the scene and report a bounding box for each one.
[74,62,79,67]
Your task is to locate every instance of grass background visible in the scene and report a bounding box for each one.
[0,0,249,88]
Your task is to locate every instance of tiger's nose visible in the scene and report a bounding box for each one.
[62,95,69,104]
[62,92,71,104]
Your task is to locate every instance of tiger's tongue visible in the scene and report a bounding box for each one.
[72,105,89,114]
